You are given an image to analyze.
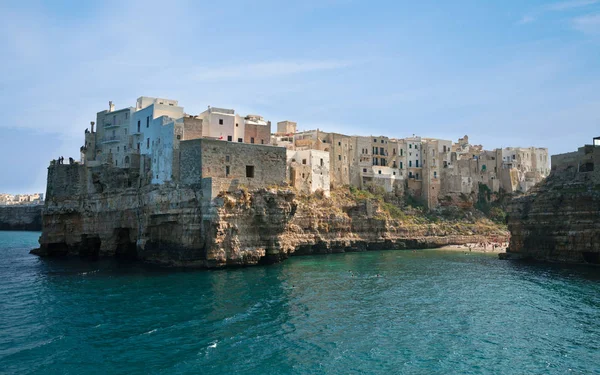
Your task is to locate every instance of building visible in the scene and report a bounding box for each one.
[287,149,330,196]
[179,138,287,197]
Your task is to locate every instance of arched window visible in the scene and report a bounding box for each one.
[124,156,130,165]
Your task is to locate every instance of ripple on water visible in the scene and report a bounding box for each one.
[1,233,600,374]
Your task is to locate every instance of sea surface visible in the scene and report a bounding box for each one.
[1,231,599,374]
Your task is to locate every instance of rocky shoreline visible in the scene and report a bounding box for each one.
[0,205,43,231]
[32,164,508,268]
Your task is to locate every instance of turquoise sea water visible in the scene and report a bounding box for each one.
[1,231,599,374]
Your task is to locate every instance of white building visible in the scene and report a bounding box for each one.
[286,149,330,196]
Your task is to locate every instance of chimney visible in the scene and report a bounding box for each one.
[109,101,115,112]
[90,121,95,133]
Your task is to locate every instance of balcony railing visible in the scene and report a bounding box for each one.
[102,136,120,143]
[104,122,120,128]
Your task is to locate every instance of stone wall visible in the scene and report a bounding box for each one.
[179,138,286,188]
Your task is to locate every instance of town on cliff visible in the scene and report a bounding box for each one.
[76,96,549,207]
[33,95,599,267]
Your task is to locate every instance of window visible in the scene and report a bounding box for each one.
[302,159,307,165]
[227,136,232,141]
[409,144,412,149]
[393,172,396,175]
[147,138,149,149]
[363,168,367,172]
[400,162,403,169]
[251,137,255,144]
[115,160,118,166]
[416,173,419,179]
[374,139,377,143]
[338,142,341,146]
[226,166,230,176]
[146,116,149,128]
[125,112,128,119]
[416,160,419,168]
[338,155,341,161]
[219,119,224,125]
[320,158,324,167]
[226,155,230,162]
[381,140,384,144]
[113,115,116,124]
[177,135,181,140]
[137,142,140,150]
[434,171,437,178]
[400,149,403,156]
[246,165,254,178]
[117,146,119,152]
[261,139,264,144]
[373,147,378,155]
[409,161,412,167]
[393,149,396,155]
[236,123,239,127]
[238,138,243,142]
[112,130,116,136]
[380,147,384,155]
[443,145,447,152]
[137,120,140,133]
[124,146,127,151]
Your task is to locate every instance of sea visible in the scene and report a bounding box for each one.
[0,231,599,375]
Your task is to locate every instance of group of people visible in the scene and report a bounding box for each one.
[55,156,75,165]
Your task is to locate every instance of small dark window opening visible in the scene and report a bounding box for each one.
[261,139,264,144]
[246,165,255,178]
[226,166,230,176]
[219,119,224,125]
[302,159,307,165]
[146,116,149,128]
[251,137,255,144]
[137,120,140,132]
[227,136,232,141]
[177,135,181,140]
[238,138,243,142]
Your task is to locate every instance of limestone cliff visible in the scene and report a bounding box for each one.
[0,205,43,231]
[32,164,508,267]
[503,167,600,263]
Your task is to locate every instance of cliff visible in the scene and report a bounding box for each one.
[32,164,508,267]
[0,205,43,231]
[503,166,600,263]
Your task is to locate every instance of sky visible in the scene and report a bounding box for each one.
[1,0,599,193]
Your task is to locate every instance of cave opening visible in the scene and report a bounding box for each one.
[115,228,138,260]
[79,235,101,259]
[582,252,600,265]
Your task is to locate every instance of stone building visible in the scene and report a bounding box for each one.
[552,136,600,181]
[286,149,330,196]
[179,138,287,197]
[196,107,271,145]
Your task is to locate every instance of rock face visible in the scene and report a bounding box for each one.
[0,205,43,231]
[33,164,508,267]
[504,167,600,264]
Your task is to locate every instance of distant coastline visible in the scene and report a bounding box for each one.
[0,205,43,231]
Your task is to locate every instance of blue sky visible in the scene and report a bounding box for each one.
[1,0,599,193]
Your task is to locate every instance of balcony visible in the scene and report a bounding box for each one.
[102,136,120,144]
[103,122,120,129]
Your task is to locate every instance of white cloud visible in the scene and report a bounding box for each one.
[192,60,354,82]
[546,0,599,11]
[572,13,600,33]
[518,15,536,24]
